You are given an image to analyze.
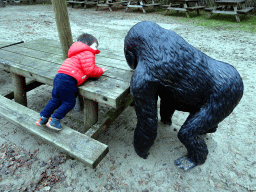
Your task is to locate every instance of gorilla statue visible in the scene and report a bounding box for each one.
[124,21,244,171]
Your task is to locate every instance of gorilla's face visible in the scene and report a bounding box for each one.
[124,47,137,70]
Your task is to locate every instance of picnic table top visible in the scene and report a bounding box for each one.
[0,41,24,49]
[0,38,133,109]
[215,0,245,3]
[169,0,200,2]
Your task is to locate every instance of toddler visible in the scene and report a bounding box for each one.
[35,33,107,131]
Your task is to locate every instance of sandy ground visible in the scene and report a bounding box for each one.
[0,4,256,192]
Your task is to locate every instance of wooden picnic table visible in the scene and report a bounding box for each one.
[162,0,205,17]
[96,0,128,11]
[0,38,133,168]
[206,0,254,22]
[66,0,97,9]
[125,0,160,13]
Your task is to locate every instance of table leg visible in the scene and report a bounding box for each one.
[206,5,217,20]
[183,3,189,18]
[140,0,146,13]
[83,98,98,133]
[126,0,130,11]
[12,73,27,106]
[234,5,240,22]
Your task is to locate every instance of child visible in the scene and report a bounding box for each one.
[35,33,107,131]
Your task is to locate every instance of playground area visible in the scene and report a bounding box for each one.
[0,4,256,192]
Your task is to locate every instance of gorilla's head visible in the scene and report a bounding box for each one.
[124,43,138,69]
[124,21,173,70]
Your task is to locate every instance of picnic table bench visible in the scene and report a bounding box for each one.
[162,0,205,18]
[125,0,160,13]
[66,0,97,9]
[0,39,133,168]
[206,0,254,22]
[96,0,128,11]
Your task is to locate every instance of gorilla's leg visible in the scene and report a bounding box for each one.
[160,96,175,125]
[132,84,158,159]
[174,105,220,171]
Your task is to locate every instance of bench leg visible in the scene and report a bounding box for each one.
[83,98,98,133]
[185,11,190,18]
[235,14,240,22]
[206,12,213,20]
[12,73,27,106]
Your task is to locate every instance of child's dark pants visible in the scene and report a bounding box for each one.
[40,73,78,119]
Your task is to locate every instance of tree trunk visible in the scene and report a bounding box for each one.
[51,0,73,59]
[0,0,5,7]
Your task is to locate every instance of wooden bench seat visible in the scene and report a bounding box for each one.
[67,0,97,8]
[161,4,180,8]
[237,7,254,14]
[211,10,237,14]
[0,95,109,168]
[167,7,186,11]
[186,5,205,10]
[204,6,224,11]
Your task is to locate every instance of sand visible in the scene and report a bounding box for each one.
[0,4,255,192]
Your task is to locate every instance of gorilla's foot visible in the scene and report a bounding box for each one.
[174,156,197,171]
[161,119,172,125]
[135,148,149,159]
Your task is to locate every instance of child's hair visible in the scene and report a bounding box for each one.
[77,33,99,47]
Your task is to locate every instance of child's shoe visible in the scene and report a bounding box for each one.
[35,116,49,126]
[46,117,62,131]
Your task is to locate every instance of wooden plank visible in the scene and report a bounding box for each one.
[211,10,237,14]
[126,4,143,8]
[16,39,127,62]
[186,6,205,10]
[1,46,132,82]
[0,95,109,169]
[215,0,245,3]
[0,50,130,108]
[142,3,160,6]
[86,94,133,139]
[2,45,130,72]
[12,73,27,106]
[237,7,254,13]
[161,4,180,7]
[4,80,43,100]
[0,41,24,49]
[96,3,110,6]
[167,7,187,11]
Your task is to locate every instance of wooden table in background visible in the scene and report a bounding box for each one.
[206,0,254,22]
[125,0,160,13]
[162,0,205,17]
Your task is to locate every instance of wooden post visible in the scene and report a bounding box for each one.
[83,98,98,133]
[0,0,5,7]
[12,73,27,106]
[51,0,73,59]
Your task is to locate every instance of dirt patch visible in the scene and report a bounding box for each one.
[0,4,255,192]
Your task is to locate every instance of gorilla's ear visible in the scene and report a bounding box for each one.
[125,50,137,69]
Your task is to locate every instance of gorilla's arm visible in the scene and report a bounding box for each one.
[131,66,159,159]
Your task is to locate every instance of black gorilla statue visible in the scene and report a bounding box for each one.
[124,21,244,171]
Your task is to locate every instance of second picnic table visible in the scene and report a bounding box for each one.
[162,0,205,17]
[206,0,254,22]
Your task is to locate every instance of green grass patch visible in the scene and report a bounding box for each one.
[154,7,256,33]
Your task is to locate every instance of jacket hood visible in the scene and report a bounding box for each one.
[68,41,100,58]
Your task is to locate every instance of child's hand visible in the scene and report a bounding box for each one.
[103,68,108,73]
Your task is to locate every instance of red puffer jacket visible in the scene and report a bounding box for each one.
[58,41,103,86]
